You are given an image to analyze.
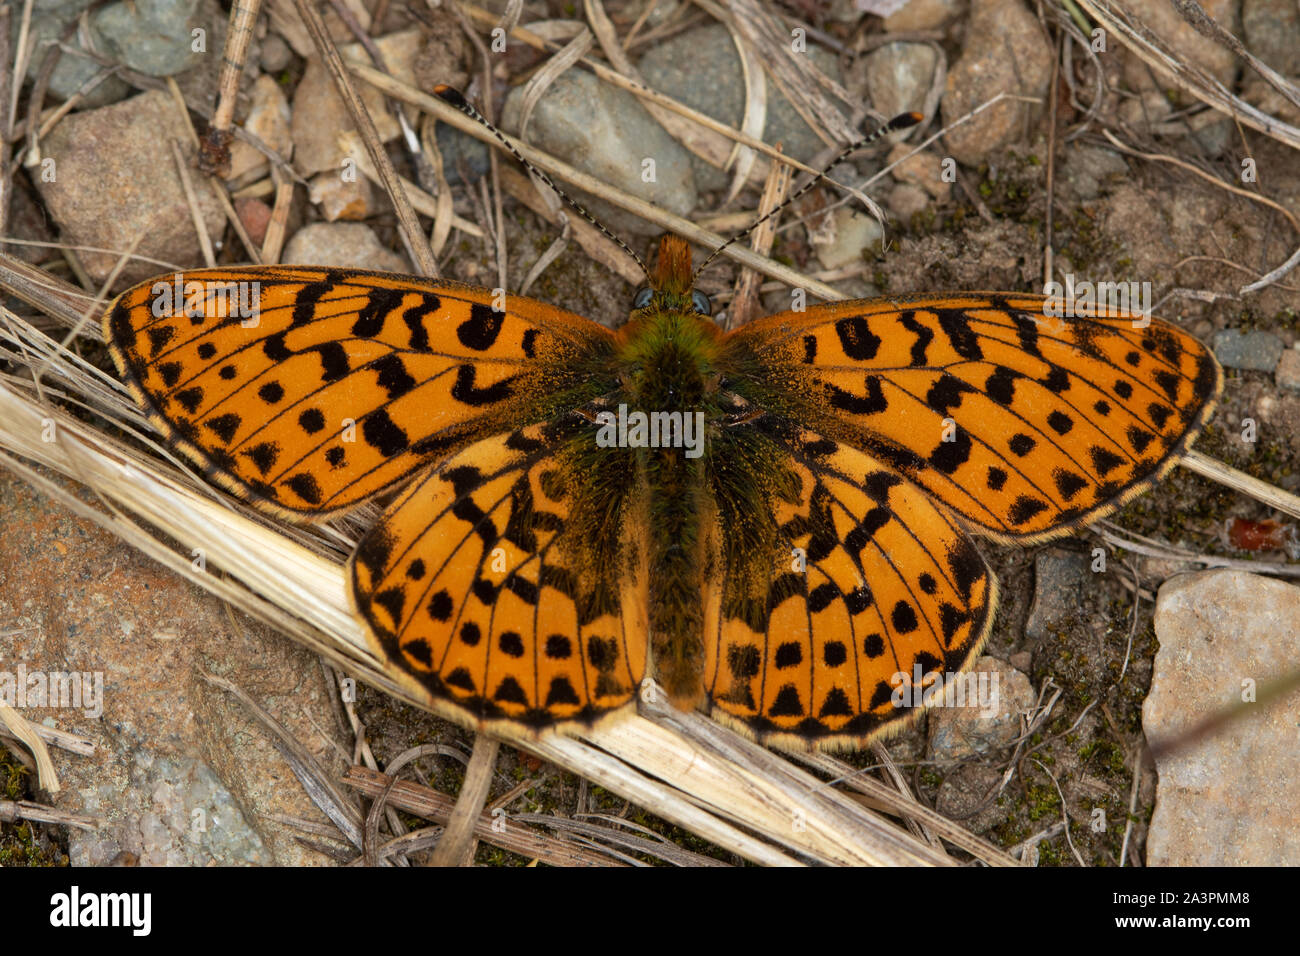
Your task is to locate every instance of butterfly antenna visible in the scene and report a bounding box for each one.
[692,111,925,281]
[434,85,650,281]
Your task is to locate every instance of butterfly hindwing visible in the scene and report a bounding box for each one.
[704,427,996,748]
[350,420,648,731]
[728,293,1221,542]
[104,267,614,518]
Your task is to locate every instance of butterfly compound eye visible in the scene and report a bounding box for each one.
[632,288,654,309]
[691,290,712,316]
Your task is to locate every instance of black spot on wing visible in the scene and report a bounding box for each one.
[351,287,406,337]
[898,312,934,366]
[363,410,409,456]
[1089,445,1124,476]
[174,387,204,414]
[205,413,241,443]
[834,316,881,360]
[402,638,433,667]
[286,472,322,504]
[986,366,1018,406]
[158,362,183,387]
[147,325,176,353]
[451,364,513,406]
[775,642,803,669]
[291,280,331,327]
[545,677,580,706]
[401,294,440,352]
[924,373,973,415]
[727,644,761,679]
[493,677,528,705]
[372,353,417,400]
[458,303,505,351]
[929,430,972,475]
[818,687,853,717]
[827,376,887,415]
[936,309,983,360]
[1053,468,1088,500]
[1008,495,1049,525]
[768,685,804,717]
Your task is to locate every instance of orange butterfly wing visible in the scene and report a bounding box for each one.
[704,425,996,748]
[104,267,614,519]
[728,293,1221,543]
[350,419,648,730]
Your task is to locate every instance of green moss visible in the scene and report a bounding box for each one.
[0,751,66,866]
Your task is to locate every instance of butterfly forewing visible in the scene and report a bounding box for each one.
[350,420,648,729]
[729,294,1221,542]
[704,427,996,747]
[105,267,614,518]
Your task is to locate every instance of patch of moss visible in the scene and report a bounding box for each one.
[0,751,66,866]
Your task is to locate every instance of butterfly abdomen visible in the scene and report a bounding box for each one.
[621,309,724,707]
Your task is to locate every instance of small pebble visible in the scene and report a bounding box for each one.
[1211,328,1285,372]
[281,222,407,272]
[1274,348,1300,390]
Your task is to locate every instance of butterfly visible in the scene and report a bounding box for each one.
[101,232,1221,751]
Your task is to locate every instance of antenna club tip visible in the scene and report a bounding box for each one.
[894,111,924,129]
[434,85,467,107]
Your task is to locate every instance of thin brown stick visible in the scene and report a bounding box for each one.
[1073,0,1300,150]
[350,62,844,298]
[0,800,102,830]
[0,4,12,236]
[1043,32,1061,289]
[727,149,791,330]
[170,139,217,268]
[1101,129,1300,233]
[458,1,845,185]
[203,0,261,175]
[291,0,436,276]
[427,736,500,866]
[211,0,261,135]
[344,767,625,866]
[496,165,642,284]
[1180,450,1300,521]
[261,169,295,265]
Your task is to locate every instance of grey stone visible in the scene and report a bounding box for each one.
[863,42,938,120]
[12,5,130,108]
[1120,0,1239,92]
[1025,548,1092,643]
[638,23,843,192]
[941,0,1052,165]
[0,468,346,867]
[883,0,967,29]
[813,206,884,270]
[1212,328,1285,371]
[1276,348,1300,390]
[36,89,227,283]
[282,222,409,272]
[1060,145,1129,200]
[1145,570,1300,865]
[928,655,1036,760]
[93,0,207,77]
[502,69,697,236]
[1242,0,1300,74]
[436,124,490,187]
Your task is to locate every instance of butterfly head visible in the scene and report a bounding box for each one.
[631,235,711,318]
